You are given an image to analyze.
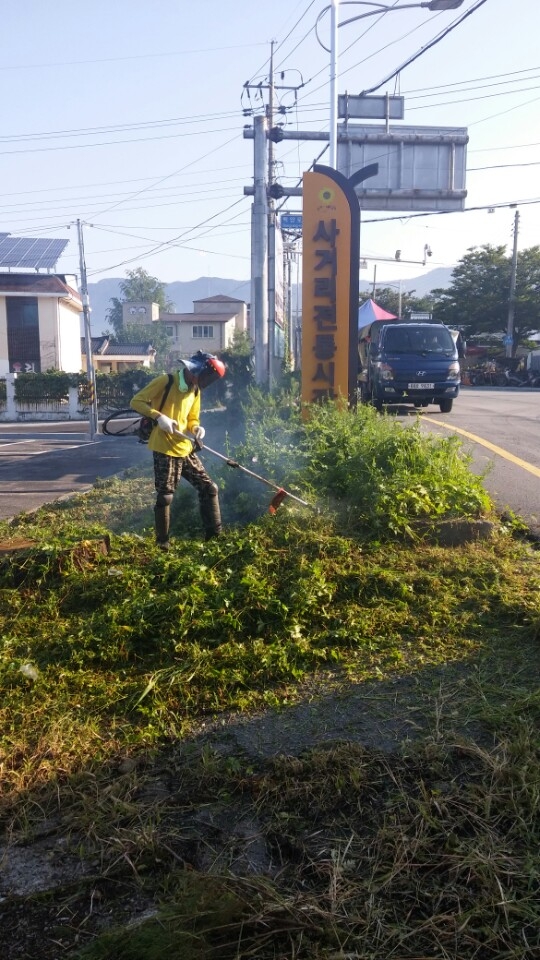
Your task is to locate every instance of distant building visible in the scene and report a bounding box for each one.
[129,294,249,362]
[121,301,161,327]
[81,337,156,374]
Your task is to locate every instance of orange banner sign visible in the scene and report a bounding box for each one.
[301,166,360,407]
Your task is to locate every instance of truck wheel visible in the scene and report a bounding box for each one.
[439,399,453,413]
[360,383,371,404]
[372,397,383,412]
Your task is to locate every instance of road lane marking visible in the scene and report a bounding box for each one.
[428,417,540,479]
[0,440,36,450]
[0,438,95,451]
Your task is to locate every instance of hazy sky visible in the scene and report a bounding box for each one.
[1,0,538,291]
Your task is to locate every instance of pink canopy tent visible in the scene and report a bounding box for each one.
[358,298,398,328]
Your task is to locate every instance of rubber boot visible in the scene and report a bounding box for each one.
[200,492,222,541]
[154,504,171,550]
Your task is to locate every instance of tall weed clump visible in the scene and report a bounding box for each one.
[217,391,492,539]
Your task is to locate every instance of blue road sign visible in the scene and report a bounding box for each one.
[280,214,302,231]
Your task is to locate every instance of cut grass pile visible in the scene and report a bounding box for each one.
[0,398,539,959]
[1,512,538,806]
[72,736,540,960]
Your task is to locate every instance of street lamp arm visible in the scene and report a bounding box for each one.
[319,0,465,166]
[315,1,462,52]
[315,2,395,52]
[339,3,434,30]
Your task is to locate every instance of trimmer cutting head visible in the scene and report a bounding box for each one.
[268,488,288,514]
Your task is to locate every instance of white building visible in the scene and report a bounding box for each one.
[0,272,83,375]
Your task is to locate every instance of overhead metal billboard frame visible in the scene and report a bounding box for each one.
[338,94,404,120]
[337,123,468,211]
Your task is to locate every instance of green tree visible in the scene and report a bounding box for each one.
[105,267,175,336]
[431,244,540,355]
[360,288,434,318]
[215,330,254,416]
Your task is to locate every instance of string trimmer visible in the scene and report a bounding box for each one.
[174,429,312,513]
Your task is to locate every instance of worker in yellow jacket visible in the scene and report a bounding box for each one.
[130,351,226,549]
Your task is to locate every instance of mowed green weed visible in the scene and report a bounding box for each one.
[0,398,537,804]
[1,398,539,959]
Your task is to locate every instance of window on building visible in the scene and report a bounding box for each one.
[165,326,176,339]
[7,297,41,373]
[192,325,214,339]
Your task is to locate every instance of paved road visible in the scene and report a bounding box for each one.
[410,387,540,538]
[0,422,149,521]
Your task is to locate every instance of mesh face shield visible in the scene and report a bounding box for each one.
[196,356,226,389]
[182,350,226,390]
[183,352,226,389]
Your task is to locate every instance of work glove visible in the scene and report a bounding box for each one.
[155,413,177,434]
[191,425,205,451]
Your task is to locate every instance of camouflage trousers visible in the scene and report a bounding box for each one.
[153,451,221,539]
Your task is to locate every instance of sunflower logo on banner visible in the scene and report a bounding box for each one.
[318,187,335,205]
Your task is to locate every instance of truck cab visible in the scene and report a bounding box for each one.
[358,320,463,413]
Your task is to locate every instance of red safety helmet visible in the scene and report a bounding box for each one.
[182,351,226,389]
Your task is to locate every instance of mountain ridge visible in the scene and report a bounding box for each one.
[87,268,454,336]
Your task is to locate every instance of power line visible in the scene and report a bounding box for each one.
[469,92,540,127]
[470,141,540,153]
[407,83,540,111]
[360,0,490,96]
[91,133,242,219]
[407,78,540,103]
[468,161,540,172]
[0,124,240,157]
[0,110,240,144]
[403,65,540,96]
[0,192,245,226]
[245,0,319,85]
[273,0,319,65]
[361,196,540,224]
[0,42,267,72]
[87,196,250,276]
[74,225,251,263]
[0,165,251,200]
[0,179,248,212]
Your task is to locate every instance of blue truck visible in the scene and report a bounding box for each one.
[358,319,464,413]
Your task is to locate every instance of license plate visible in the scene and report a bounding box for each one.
[408,382,434,390]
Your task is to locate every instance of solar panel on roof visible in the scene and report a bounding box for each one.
[0,235,68,270]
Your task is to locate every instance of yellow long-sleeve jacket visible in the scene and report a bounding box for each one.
[130,372,200,458]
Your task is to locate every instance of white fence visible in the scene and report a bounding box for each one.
[0,374,88,422]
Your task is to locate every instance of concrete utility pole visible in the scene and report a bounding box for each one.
[267,40,276,390]
[76,219,99,439]
[329,0,339,167]
[251,116,268,385]
[506,208,520,359]
[284,241,293,370]
[244,60,304,387]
